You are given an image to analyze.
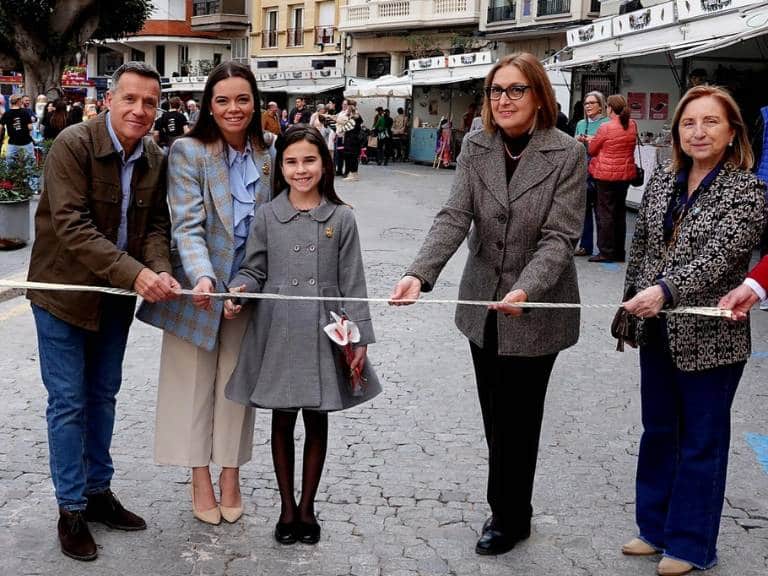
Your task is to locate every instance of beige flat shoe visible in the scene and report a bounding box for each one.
[220,505,243,524]
[657,557,694,576]
[622,537,660,556]
[190,484,221,526]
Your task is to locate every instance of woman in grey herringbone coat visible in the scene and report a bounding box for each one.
[390,53,586,556]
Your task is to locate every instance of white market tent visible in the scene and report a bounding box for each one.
[344,74,412,99]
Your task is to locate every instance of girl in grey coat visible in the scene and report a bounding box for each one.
[224,126,380,546]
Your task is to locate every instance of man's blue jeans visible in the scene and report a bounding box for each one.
[636,323,744,569]
[32,299,133,511]
[6,142,35,161]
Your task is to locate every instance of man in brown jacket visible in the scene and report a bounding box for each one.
[26,62,179,562]
[261,100,281,135]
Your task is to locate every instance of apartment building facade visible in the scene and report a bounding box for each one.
[250,0,345,102]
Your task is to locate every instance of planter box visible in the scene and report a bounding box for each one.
[0,198,31,250]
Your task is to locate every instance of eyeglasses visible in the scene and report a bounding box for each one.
[485,84,531,101]
[584,100,599,106]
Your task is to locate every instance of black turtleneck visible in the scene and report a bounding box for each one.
[500,130,532,183]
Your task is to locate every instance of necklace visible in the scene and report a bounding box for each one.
[503,142,523,161]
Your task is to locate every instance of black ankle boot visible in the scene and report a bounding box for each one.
[58,509,97,561]
[85,490,146,531]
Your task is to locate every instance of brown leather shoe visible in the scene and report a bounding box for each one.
[85,490,147,531]
[58,509,97,561]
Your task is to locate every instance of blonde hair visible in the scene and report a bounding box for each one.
[481,52,557,133]
[671,85,753,172]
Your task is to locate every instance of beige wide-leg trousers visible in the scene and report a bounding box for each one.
[154,314,254,467]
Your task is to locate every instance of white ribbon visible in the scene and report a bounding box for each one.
[0,279,734,318]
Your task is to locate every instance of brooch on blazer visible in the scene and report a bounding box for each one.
[262,160,271,176]
[325,226,334,238]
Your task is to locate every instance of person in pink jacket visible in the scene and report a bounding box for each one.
[588,94,638,262]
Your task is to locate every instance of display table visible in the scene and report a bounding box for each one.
[626,144,672,209]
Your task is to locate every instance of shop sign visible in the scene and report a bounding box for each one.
[649,93,669,120]
[259,72,286,81]
[287,70,313,80]
[310,68,342,79]
[447,51,492,68]
[628,92,647,120]
[613,1,675,37]
[0,75,23,85]
[408,55,448,72]
[62,65,95,87]
[568,18,613,47]
[676,0,760,22]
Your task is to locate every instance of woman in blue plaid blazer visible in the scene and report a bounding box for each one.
[138,62,275,525]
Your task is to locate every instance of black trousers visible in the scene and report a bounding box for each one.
[469,314,558,533]
[595,179,630,261]
[343,153,359,175]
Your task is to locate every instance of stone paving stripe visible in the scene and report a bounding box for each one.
[745,433,768,474]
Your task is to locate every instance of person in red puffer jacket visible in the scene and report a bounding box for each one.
[588,94,638,262]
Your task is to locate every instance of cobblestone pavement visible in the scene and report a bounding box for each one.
[1,163,767,576]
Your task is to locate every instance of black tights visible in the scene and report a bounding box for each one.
[271,410,328,524]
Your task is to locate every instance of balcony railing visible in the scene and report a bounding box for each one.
[487,3,516,23]
[315,26,337,45]
[340,0,480,31]
[262,30,278,48]
[191,0,248,30]
[537,0,571,16]
[287,28,304,48]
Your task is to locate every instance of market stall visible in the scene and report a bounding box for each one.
[409,51,493,166]
[343,74,411,125]
[549,0,768,207]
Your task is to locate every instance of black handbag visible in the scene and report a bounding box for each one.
[611,286,638,352]
[630,127,644,187]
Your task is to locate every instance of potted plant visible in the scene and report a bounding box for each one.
[0,150,38,250]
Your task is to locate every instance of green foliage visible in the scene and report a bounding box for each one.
[0,1,153,67]
[0,151,38,202]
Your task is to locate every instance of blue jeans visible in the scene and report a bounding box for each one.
[636,322,744,569]
[6,142,35,161]
[32,299,133,511]
[579,175,598,254]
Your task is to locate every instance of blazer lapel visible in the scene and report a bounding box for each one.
[206,145,235,241]
[471,131,510,208]
[507,129,557,204]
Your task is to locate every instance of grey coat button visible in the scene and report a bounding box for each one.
[291,279,299,286]
[293,244,301,252]
[308,278,316,286]
[308,244,316,252]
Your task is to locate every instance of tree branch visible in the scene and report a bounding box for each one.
[49,0,98,37]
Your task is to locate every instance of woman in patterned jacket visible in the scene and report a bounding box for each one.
[620,85,765,576]
[138,62,275,526]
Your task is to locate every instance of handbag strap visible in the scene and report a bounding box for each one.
[634,121,642,163]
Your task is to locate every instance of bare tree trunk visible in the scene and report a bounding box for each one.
[22,57,64,102]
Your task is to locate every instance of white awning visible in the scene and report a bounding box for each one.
[675,23,768,58]
[262,82,345,95]
[411,64,492,87]
[344,75,412,98]
[162,82,206,93]
[548,39,706,70]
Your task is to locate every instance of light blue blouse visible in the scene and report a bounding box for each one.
[227,142,264,276]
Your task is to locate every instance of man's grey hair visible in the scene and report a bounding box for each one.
[111,61,161,91]
[267,101,277,108]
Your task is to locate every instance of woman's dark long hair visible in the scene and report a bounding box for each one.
[273,125,344,206]
[49,100,68,132]
[186,61,266,150]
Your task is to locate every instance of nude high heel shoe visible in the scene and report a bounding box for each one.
[219,472,243,524]
[190,484,221,525]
